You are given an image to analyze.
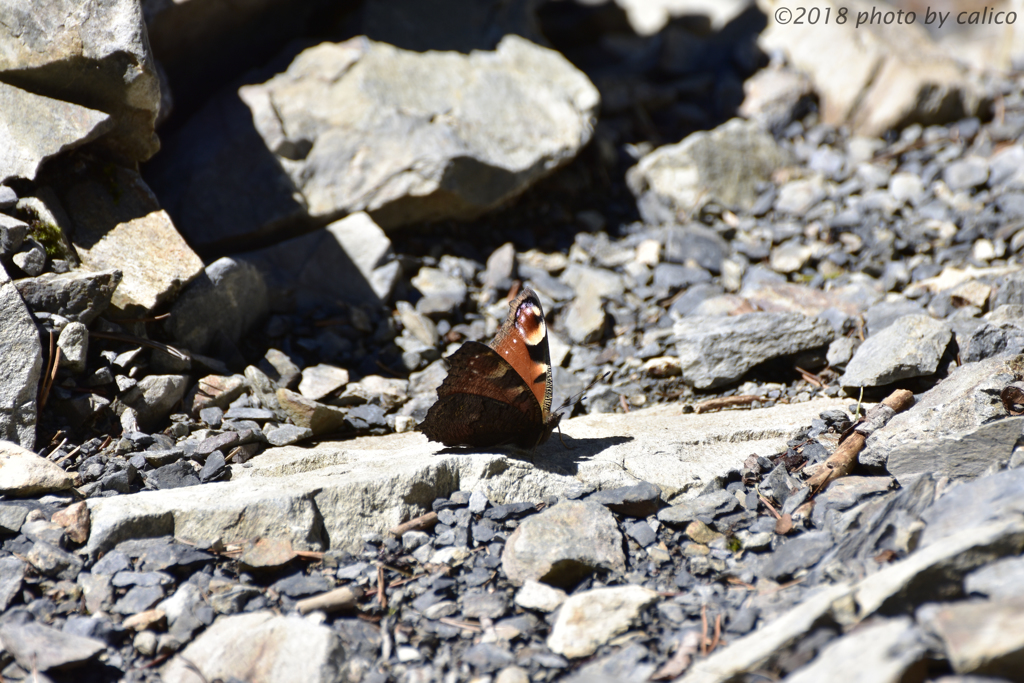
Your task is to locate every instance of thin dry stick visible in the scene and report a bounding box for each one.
[794,366,823,388]
[295,586,363,615]
[757,493,781,520]
[807,389,914,493]
[38,347,61,412]
[693,395,762,414]
[709,613,723,653]
[390,511,439,537]
[55,442,84,465]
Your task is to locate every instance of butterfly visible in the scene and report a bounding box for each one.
[419,287,562,448]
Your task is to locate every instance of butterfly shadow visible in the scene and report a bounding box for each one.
[433,434,634,477]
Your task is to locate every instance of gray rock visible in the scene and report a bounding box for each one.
[547,586,659,658]
[826,336,860,369]
[0,501,31,533]
[239,217,397,311]
[662,223,730,274]
[0,0,160,161]
[276,389,352,436]
[112,585,165,614]
[679,583,853,683]
[318,212,398,301]
[26,540,84,580]
[56,321,89,374]
[78,572,114,613]
[163,36,597,253]
[774,176,828,216]
[92,550,131,576]
[860,354,1021,469]
[759,1,981,137]
[886,416,1024,482]
[22,519,68,548]
[0,212,28,254]
[413,266,469,317]
[502,500,625,588]
[990,271,1024,310]
[0,441,76,496]
[652,263,712,290]
[919,468,1024,549]
[854,519,1024,619]
[0,557,25,610]
[482,242,517,294]
[769,241,815,274]
[674,313,835,389]
[658,489,741,525]
[0,185,16,209]
[0,82,112,183]
[160,611,346,683]
[811,476,893,528]
[251,36,597,228]
[0,283,43,448]
[265,424,314,447]
[199,451,229,483]
[48,161,202,316]
[961,320,1024,363]
[515,580,567,613]
[0,618,105,672]
[888,169,929,202]
[841,315,952,388]
[145,460,200,490]
[586,481,662,517]
[14,269,122,325]
[625,520,657,547]
[783,616,925,683]
[943,157,989,192]
[157,582,209,640]
[125,375,189,432]
[918,597,1024,678]
[562,291,606,344]
[627,118,790,221]
[864,298,928,336]
[168,257,268,354]
[462,590,508,619]
[965,555,1024,599]
[462,642,514,672]
[12,238,46,276]
[762,530,833,580]
[84,399,847,560]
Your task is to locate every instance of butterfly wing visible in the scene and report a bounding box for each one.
[420,342,550,448]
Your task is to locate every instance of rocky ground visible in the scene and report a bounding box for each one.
[3,0,1024,681]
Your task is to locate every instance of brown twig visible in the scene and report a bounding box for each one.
[377,565,387,610]
[807,389,914,493]
[55,442,83,465]
[709,613,723,653]
[438,617,481,632]
[693,395,762,414]
[295,586,363,614]
[38,332,61,412]
[90,331,190,361]
[651,630,701,680]
[619,394,630,413]
[794,366,823,388]
[390,511,439,537]
[757,493,781,520]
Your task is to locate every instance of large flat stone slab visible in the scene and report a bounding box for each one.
[85,399,846,557]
